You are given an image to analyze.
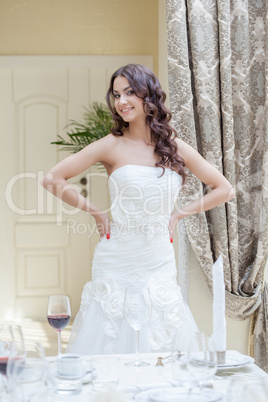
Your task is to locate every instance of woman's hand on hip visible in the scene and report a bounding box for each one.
[94,212,111,239]
[168,210,183,242]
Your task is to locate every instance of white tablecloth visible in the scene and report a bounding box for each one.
[48,352,268,401]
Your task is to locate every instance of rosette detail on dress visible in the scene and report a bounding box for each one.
[148,277,185,351]
[80,275,124,320]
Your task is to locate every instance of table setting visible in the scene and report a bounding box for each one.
[0,325,267,402]
[1,256,268,401]
[45,351,267,401]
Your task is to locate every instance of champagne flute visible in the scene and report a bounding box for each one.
[123,286,151,367]
[171,331,192,391]
[187,332,208,389]
[47,295,71,355]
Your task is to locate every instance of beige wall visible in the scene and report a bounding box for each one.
[0,0,158,71]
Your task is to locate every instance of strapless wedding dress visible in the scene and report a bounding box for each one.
[67,165,198,354]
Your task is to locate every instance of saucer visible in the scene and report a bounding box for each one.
[217,351,254,369]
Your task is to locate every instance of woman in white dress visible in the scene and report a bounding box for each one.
[41,64,234,355]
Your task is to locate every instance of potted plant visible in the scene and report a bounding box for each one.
[51,102,113,156]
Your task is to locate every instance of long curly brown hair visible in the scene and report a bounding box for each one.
[106,64,186,183]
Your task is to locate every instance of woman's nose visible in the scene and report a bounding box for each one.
[119,95,127,105]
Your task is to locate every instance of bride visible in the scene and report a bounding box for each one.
[41,64,234,355]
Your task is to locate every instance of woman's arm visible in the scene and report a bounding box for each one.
[41,135,114,237]
[169,138,235,238]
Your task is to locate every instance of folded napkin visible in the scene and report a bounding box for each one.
[212,255,226,352]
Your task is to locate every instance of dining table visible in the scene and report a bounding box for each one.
[46,351,268,402]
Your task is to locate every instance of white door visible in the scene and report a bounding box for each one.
[0,55,153,320]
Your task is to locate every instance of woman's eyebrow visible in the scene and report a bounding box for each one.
[113,86,132,93]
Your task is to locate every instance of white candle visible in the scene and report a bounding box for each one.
[212,255,226,352]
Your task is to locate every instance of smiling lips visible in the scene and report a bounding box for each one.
[121,107,134,113]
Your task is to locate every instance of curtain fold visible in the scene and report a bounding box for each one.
[166,0,268,371]
[251,282,268,373]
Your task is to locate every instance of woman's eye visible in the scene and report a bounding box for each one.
[113,90,134,98]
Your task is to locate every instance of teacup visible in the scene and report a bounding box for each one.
[56,353,87,378]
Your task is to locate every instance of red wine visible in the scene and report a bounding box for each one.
[0,357,8,375]
[47,314,71,331]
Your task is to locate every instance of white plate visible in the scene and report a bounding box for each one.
[217,350,254,369]
[135,387,223,402]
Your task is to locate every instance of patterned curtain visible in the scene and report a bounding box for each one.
[166,0,268,371]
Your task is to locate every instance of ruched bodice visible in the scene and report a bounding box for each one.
[108,165,182,239]
[67,165,198,355]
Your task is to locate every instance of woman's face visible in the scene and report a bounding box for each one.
[112,76,146,123]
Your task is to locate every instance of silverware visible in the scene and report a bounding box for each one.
[156,357,165,367]
[156,352,182,367]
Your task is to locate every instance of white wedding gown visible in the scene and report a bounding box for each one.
[67,165,198,354]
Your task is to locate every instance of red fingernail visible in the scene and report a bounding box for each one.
[106,234,110,240]
[170,238,173,243]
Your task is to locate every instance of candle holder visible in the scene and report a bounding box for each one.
[216,350,226,365]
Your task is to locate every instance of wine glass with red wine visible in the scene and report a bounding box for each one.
[0,324,14,394]
[5,325,25,385]
[47,295,71,355]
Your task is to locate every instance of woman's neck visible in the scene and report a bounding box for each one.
[124,121,152,145]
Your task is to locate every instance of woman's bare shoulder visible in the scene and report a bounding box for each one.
[95,133,125,168]
[87,133,121,156]
[98,133,122,147]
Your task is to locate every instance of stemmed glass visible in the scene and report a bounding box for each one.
[187,332,208,387]
[0,325,14,377]
[47,295,71,355]
[6,325,25,382]
[123,286,151,367]
[0,325,25,400]
[171,330,193,390]
[0,324,14,397]
[187,332,218,390]
[7,343,48,402]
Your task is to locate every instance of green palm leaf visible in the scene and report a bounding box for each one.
[51,102,113,154]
